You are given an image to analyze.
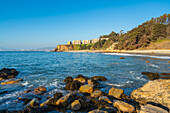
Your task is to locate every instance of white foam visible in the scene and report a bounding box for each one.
[149,64,160,68]
[106,83,125,87]
[0,91,22,100]
[104,53,170,59]
[21,81,29,86]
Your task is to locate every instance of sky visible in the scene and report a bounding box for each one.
[0,0,170,49]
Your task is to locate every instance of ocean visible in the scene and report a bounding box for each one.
[0,51,170,111]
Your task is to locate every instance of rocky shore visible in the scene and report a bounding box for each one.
[0,68,170,113]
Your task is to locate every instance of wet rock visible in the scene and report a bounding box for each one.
[91,98,112,109]
[74,77,86,83]
[76,75,89,81]
[141,72,160,80]
[64,80,83,91]
[91,90,103,98]
[113,100,135,113]
[100,106,117,113]
[71,99,82,111]
[140,104,168,113]
[1,79,23,85]
[91,76,107,81]
[56,93,75,107]
[88,109,108,113]
[108,87,124,99]
[0,68,18,79]
[99,96,112,104]
[24,90,31,93]
[25,98,39,109]
[54,92,63,99]
[63,76,73,83]
[34,86,46,95]
[146,61,150,63]
[160,73,170,79]
[131,79,170,109]
[120,57,125,59]
[88,78,100,86]
[19,97,32,105]
[79,85,94,94]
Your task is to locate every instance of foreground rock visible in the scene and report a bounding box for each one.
[91,76,107,81]
[88,78,100,86]
[63,76,73,83]
[64,80,83,91]
[79,85,94,94]
[71,99,82,111]
[108,87,124,99]
[1,79,23,85]
[25,98,39,109]
[131,79,170,109]
[91,90,103,98]
[113,100,135,113]
[56,93,75,107]
[34,86,46,95]
[140,104,168,113]
[88,109,109,113]
[141,72,160,80]
[0,68,18,79]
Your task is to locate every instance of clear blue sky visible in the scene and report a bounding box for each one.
[0,0,170,49]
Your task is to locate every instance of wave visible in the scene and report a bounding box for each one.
[104,53,170,59]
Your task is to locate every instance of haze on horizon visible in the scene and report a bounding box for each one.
[0,0,170,49]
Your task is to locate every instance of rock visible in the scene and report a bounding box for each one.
[24,90,31,93]
[76,75,89,80]
[79,85,93,94]
[56,93,75,107]
[88,109,108,113]
[34,86,46,95]
[0,68,18,79]
[141,72,160,80]
[100,106,117,113]
[91,98,112,109]
[71,99,82,111]
[1,79,23,85]
[91,76,107,81]
[88,79,100,86]
[25,98,39,109]
[169,61,170,64]
[18,97,32,105]
[54,92,63,99]
[146,61,150,63]
[63,76,73,83]
[108,87,124,99]
[140,104,168,113]
[120,57,125,59]
[113,100,135,113]
[64,80,83,91]
[74,77,86,83]
[91,90,103,98]
[160,73,170,79]
[99,96,112,104]
[131,79,170,109]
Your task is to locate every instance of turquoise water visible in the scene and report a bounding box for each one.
[0,51,170,111]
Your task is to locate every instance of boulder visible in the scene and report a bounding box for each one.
[120,57,125,59]
[91,98,112,109]
[79,85,93,94]
[56,93,75,107]
[99,96,112,104]
[146,61,150,63]
[131,79,170,109]
[76,75,89,81]
[91,76,107,81]
[91,90,103,98]
[88,109,108,113]
[74,77,86,83]
[0,68,18,79]
[63,76,73,83]
[140,104,168,113]
[108,87,124,99]
[113,100,135,113]
[141,72,160,80]
[64,80,83,91]
[34,86,46,95]
[71,99,82,111]
[1,79,23,85]
[88,79,100,86]
[25,98,39,109]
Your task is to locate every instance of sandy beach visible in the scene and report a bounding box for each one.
[65,49,170,55]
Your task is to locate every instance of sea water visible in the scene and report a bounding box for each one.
[0,51,170,111]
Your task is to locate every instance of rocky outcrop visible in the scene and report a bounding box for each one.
[51,45,74,52]
[131,79,170,109]
[79,85,94,94]
[0,68,19,79]
[34,86,46,95]
[140,104,168,113]
[108,87,124,99]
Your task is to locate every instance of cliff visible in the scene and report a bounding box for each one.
[51,45,74,52]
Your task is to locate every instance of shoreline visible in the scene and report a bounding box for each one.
[65,49,170,56]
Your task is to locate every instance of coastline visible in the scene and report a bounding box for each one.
[65,49,170,56]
